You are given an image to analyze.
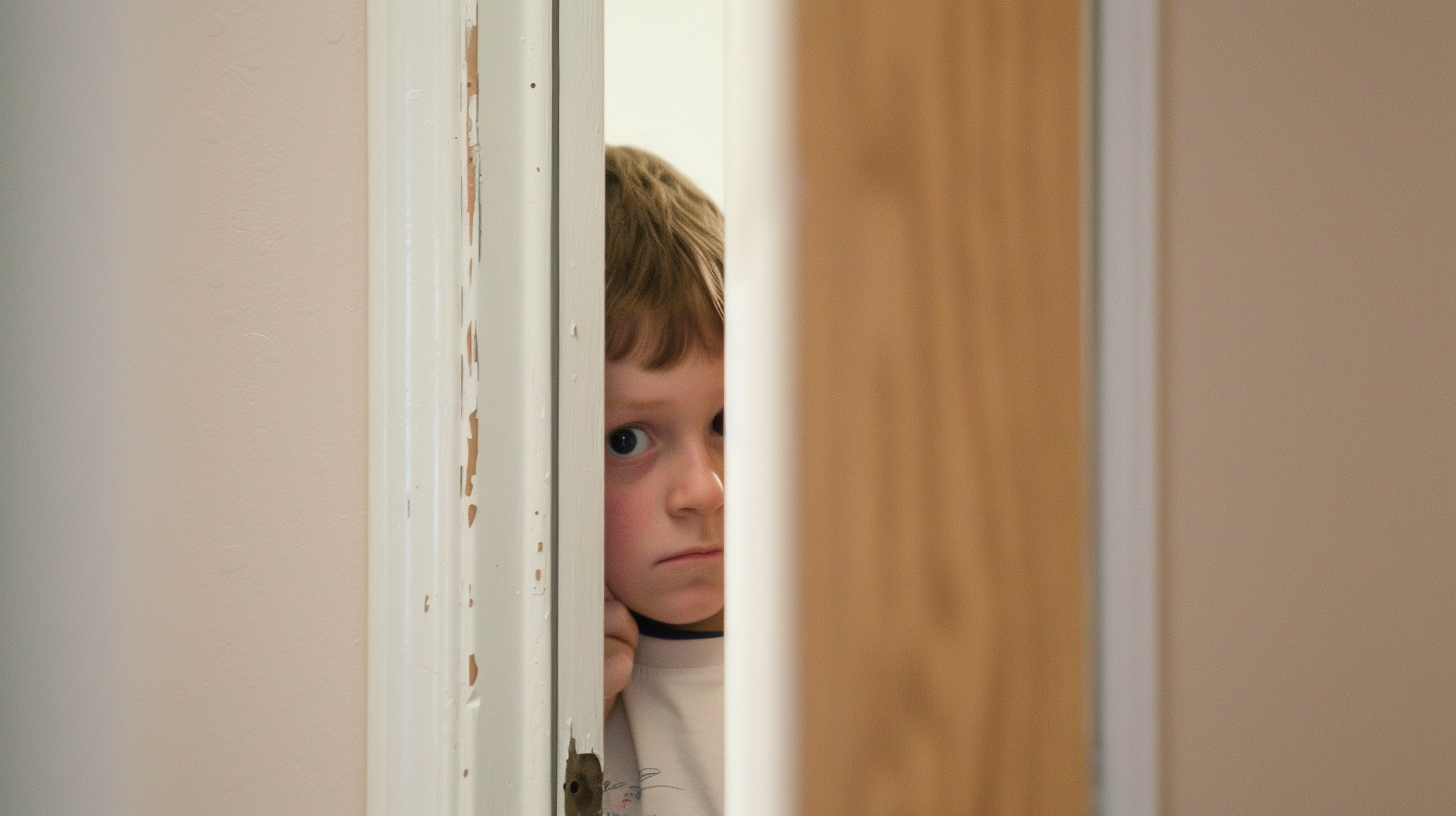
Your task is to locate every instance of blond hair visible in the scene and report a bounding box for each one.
[605,145,724,369]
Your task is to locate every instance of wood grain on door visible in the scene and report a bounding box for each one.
[794,2,1087,813]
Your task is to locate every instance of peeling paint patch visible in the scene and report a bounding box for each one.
[465,409,479,496]
[464,21,479,225]
[465,23,478,99]
[467,504,477,526]
[466,146,478,225]
[424,595,430,613]
[468,654,478,685]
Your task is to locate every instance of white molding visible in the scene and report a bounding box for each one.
[371,0,604,812]
[469,0,564,810]
[553,2,607,811]
[1094,0,1161,814]
[724,1,799,815]
[470,0,556,811]
[367,0,476,812]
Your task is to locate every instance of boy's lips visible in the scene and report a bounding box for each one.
[657,547,723,566]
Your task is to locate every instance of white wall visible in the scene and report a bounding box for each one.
[605,0,725,205]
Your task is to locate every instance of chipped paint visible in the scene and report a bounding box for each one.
[370,0,495,809]
[464,20,480,227]
[466,147,477,229]
[456,8,483,810]
[464,23,477,96]
[465,409,478,497]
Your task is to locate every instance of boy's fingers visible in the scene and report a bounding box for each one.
[604,595,639,649]
[604,638,634,677]
[604,630,635,714]
[603,590,638,717]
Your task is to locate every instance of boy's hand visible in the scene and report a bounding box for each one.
[604,587,638,718]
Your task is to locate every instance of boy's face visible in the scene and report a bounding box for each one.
[604,352,724,629]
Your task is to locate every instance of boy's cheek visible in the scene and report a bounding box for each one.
[603,490,646,581]
[604,479,652,546]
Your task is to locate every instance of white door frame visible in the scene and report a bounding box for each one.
[1094,0,1161,814]
[723,1,798,814]
[367,0,602,813]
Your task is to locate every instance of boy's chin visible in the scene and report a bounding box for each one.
[670,606,725,632]
[635,593,724,630]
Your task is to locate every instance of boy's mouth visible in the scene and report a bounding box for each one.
[657,547,723,566]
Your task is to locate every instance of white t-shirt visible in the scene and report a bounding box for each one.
[603,633,723,816]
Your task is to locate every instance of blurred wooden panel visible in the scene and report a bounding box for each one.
[793,2,1086,814]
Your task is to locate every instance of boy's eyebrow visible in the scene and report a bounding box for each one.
[605,397,673,410]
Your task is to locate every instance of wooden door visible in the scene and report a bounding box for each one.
[794,2,1087,813]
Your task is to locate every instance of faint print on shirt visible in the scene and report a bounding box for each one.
[603,767,683,816]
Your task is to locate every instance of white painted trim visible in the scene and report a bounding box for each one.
[1094,0,1161,814]
[470,0,557,812]
[367,0,475,812]
[372,1,603,812]
[724,1,799,815]
[553,1,607,810]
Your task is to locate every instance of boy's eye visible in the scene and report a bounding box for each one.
[711,410,724,436]
[607,427,650,458]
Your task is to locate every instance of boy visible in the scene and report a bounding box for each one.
[600,145,725,816]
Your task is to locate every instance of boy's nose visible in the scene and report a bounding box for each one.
[667,443,724,516]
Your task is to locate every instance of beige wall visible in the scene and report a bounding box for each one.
[2,1,368,813]
[1,3,131,812]
[1163,2,1456,813]
[125,1,369,812]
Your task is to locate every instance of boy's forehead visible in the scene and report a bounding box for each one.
[605,355,724,406]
